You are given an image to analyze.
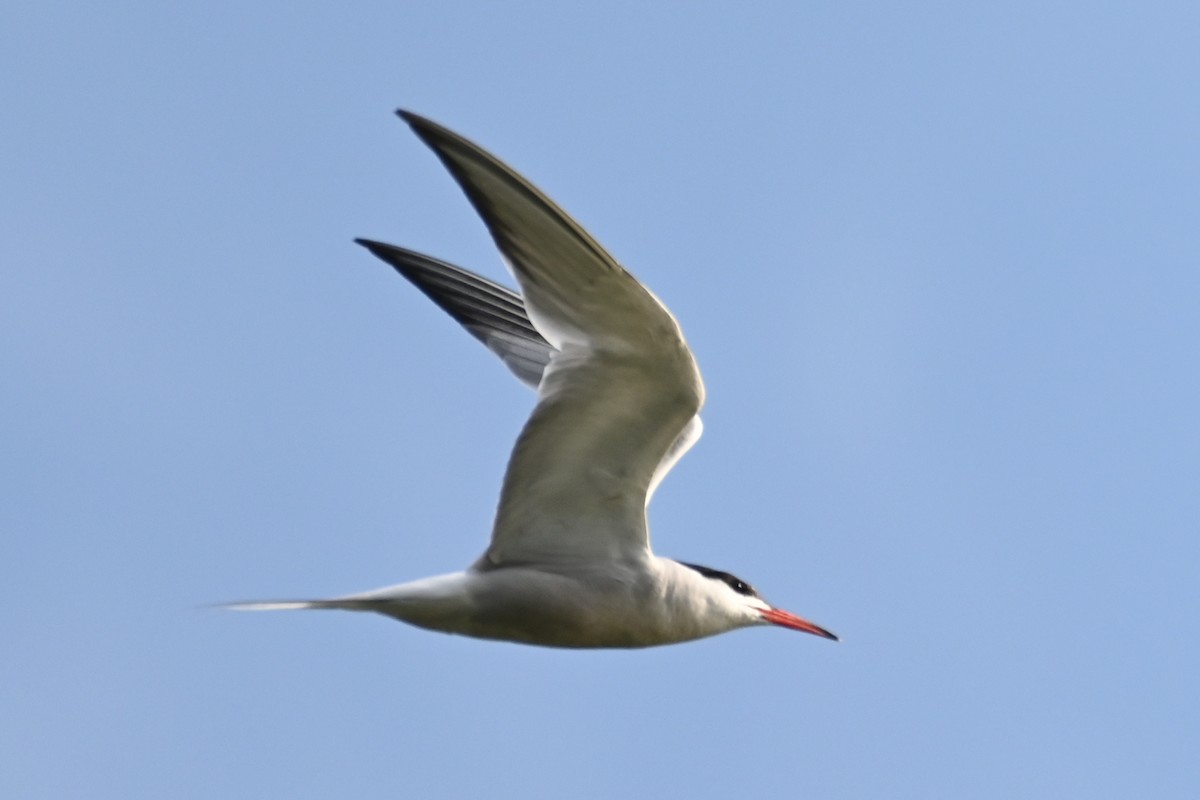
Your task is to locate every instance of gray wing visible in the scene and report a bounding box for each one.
[357,236,702,505]
[356,239,552,388]
[395,110,705,567]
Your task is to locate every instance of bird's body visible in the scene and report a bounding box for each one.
[232,110,837,648]
[274,559,762,649]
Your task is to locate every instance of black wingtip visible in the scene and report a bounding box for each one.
[393,109,469,159]
[355,238,422,287]
[395,108,438,136]
[357,238,417,275]
[354,237,388,258]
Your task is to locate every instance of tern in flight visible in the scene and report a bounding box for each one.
[232,110,837,648]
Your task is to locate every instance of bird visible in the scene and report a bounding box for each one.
[230,110,838,648]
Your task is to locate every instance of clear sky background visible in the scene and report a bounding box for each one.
[3,3,1198,798]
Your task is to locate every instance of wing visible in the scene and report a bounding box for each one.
[355,239,552,389]
[357,235,703,505]
[396,110,705,566]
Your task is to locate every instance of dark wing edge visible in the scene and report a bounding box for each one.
[356,238,554,389]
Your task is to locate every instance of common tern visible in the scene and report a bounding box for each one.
[232,110,837,648]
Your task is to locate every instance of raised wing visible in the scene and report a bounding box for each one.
[355,239,552,389]
[357,236,703,506]
[395,110,705,566]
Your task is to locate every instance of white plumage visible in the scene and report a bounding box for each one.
[230,110,836,648]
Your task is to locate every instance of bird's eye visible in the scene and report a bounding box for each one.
[678,562,757,597]
[726,577,754,596]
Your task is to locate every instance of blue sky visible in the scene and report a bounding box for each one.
[3,2,1198,798]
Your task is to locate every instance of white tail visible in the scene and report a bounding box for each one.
[222,601,323,611]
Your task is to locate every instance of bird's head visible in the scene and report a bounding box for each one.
[678,562,839,641]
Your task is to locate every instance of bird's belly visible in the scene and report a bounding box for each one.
[396,568,689,649]
[371,565,715,649]
[459,602,661,649]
